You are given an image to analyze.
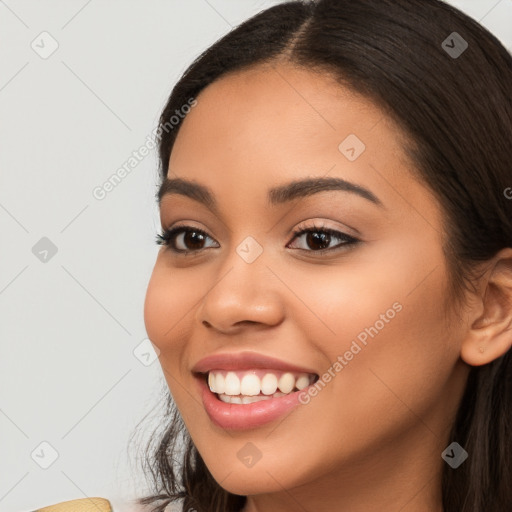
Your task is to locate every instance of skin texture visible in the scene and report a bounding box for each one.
[144,62,512,512]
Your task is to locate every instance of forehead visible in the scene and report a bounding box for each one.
[164,62,433,221]
[173,62,392,153]
[169,62,409,170]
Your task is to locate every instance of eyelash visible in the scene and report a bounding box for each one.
[155,222,359,257]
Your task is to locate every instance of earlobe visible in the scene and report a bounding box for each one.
[461,330,511,366]
[460,248,512,367]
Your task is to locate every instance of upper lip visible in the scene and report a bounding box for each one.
[192,351,318,375]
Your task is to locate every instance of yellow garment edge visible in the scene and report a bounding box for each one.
[33,497,112,512]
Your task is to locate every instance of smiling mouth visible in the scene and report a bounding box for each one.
[201,369,319,404]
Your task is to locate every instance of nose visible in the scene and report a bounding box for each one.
[195,242,285,334]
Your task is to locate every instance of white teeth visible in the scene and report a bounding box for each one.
[215,373,225,394]
[207,369,316,398]
[241,395,271,404]
[240,373,261,396]
[208,372,215,392]
[218,393,276,404]
[296,375,310,390]
[278,372,295,394]
[261,373,278,395]
[224,371,241,395]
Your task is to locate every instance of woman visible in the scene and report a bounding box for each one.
[139,0,512,510]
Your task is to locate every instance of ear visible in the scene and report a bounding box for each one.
[460,248,512,366]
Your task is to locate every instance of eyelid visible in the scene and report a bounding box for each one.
[156,220,360,256]
[286,221,359,252]
[156,223,218,255]
[290,219,360,240]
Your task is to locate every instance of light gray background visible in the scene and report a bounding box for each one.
[1,1,511,511]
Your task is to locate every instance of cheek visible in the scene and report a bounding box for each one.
[143,259,209,400]
[288,240,458,437]
[143,269,191,404]
[143,272,171,351]
[322,262,459,442]
[143,259,197,351]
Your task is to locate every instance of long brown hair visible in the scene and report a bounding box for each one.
[134,1,512,510]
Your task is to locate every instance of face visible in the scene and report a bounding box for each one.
[144,62,471,506]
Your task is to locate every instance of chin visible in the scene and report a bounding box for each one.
[212,469,289,496]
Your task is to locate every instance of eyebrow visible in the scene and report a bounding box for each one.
[157,176,384,212]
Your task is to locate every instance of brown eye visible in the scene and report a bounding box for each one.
[156,226,219,254]
[304,231,331,251]
[288,226,359,253]
[180,230,207,250]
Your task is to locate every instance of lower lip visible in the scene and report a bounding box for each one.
[196,375,309,430]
